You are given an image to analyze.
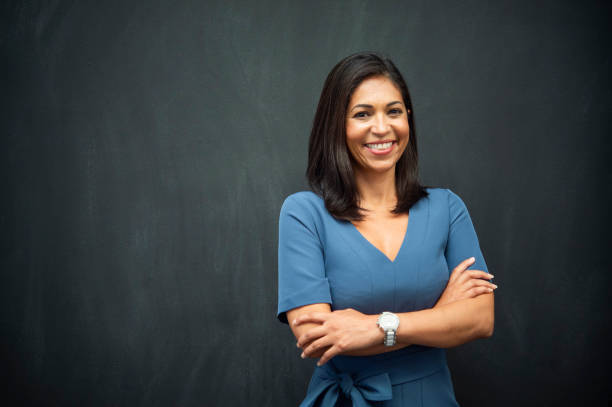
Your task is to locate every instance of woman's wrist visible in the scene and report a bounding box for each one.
[342,315,409,356]
[369,314,385,345]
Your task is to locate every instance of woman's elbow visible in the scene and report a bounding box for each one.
[477,293,495,338]
[481,315,494,338]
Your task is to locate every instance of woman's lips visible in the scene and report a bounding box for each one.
[364,140,396,155]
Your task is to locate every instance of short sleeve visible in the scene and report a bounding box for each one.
[277,194,332,324]
[444,189,492,282]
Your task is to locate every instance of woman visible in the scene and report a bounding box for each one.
[277,52,496,406]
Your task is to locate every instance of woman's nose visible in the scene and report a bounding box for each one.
[371,113,390,134]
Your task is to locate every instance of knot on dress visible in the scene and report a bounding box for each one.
[338,373,354,397]
[299,363,393,407]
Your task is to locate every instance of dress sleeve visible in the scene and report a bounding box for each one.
[444,189,492,282]
[277,194,332,324]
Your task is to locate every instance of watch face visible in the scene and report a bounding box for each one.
[379,313,399,329]
[380,314,394,325]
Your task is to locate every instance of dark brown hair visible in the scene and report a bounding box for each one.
[306,51,429,221]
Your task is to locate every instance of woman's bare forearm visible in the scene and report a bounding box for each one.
[344,293,494,355]
[396,293,494,348]
[342,342,410,356]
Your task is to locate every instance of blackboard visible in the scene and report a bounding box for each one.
[1,1,610,405]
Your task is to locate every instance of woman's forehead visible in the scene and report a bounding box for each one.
[350,76,403,105]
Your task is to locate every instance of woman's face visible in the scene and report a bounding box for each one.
[345,75,410,175]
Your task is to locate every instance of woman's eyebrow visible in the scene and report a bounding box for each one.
[350,101,403,112]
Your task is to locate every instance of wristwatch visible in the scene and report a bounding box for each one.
[377,311,400,346]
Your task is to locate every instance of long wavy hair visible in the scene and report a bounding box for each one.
[306,51,429,221]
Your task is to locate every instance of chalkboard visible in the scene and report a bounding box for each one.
[1,1,610,405]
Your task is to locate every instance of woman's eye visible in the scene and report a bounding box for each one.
[388,108,403,115]
[353,111,369,118]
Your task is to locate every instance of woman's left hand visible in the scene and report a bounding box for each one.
[293,308,383,366]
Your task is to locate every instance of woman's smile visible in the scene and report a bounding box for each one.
[363,140,396,155]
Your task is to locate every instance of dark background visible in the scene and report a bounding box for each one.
[1,1,610,406]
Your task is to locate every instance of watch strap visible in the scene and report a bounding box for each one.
[383,330,396,346]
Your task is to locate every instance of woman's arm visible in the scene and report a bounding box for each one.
[294,257,495,362]
[295,291,494,365]
[397,291,494,347]
[287,304,410,359]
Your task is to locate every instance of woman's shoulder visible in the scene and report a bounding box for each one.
[279,191,330,237]
[422,187,469,216]
[280,190,327,219]
[423,187,472,221]
[281,190,323,209]
[282,188,457,212]
[423,186,462,202]
[424,186,446,196]
[423,186,452,202]
[280,188,464,219]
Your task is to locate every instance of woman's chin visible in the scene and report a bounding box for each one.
[355,161,397,175]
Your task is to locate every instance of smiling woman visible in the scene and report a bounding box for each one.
[277,52,496,407]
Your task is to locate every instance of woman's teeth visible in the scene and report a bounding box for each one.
[365,142,393,150]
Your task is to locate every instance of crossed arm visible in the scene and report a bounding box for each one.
[287,258,496,366]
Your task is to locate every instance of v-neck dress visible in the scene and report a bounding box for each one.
[277,188,490,407]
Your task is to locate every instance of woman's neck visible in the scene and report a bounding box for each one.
[353,166,397,211]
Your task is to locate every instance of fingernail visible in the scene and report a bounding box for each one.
[301,353,305,359]
[492,284,498,289]
[316,361,321,366]
[296,342,300,348]
[470,257,475,261]
[292,319,296,325]
[488,274,494,278]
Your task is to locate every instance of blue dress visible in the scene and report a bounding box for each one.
[277,188,490,406]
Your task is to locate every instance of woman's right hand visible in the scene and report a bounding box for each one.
[435,257,497,308]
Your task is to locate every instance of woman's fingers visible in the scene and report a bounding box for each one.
[293,312,330,326]
[466,270,494,280]
[436,257,498,307]
[466,285,495,297]
[302,335,335,358]
[306,346,330,359]
[297,325,327,348]
[463,278,497,292]
[449,257,475,282]
[456,268,494,285]
[317,344,343,366]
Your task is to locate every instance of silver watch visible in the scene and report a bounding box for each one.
[377,311,400,346]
